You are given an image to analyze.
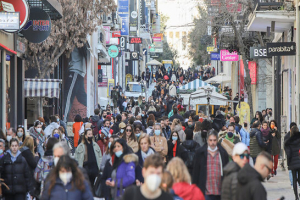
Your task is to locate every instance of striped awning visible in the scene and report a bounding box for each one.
[179,79,217,91]
[24,79,62,98]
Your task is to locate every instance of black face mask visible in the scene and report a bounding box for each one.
[103,115,107,118]
[88,137,93,142]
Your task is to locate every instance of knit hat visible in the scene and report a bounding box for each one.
[232,142,249,156]
[106,115,111,121]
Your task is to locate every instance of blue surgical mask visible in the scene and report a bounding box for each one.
[141,114,144,117]
[120,129,124,133]
[115,150,123,157]
[172,136,178,141]
[0,149,3,155]
[53,133,60,139]
[136,133,141,137]
[154,130,161,136]
[108,142,111,148]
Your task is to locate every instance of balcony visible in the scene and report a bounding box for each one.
[247,0,295,32]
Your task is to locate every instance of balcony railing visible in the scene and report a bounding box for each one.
[254,0,284,11]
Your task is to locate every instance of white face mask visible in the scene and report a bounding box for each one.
[54,156,59,166]
[145,174,161,192]
[59,172,72,185]
[6,135,12,142]
[208,145,218,152]
[35,128,42,133]
[17,132,23,138]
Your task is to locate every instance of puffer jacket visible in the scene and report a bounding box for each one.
[173,125,186,142]
[270,129,281,155]
[75,141,102,169]
[182,140,200,174]
[249,128,266,158]
[221,162,241,200]
[0,150,33,195]
[240,128,250,146]
[284,133,300,170]
[41,178,93,200]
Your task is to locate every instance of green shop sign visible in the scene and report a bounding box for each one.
[108,45,119,58]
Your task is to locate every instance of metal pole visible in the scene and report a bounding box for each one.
[296,0,300,124]
[1,50,6,131]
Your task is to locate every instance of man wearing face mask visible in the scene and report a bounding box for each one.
[122,153,173,200]
[98,119,113,154]
[192,130,229,200]
[44,115,60,137]
[6,127,16,143]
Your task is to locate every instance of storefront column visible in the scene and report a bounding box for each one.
[1,50,6,131]
[17,57,25,126]
[10,55,17,128]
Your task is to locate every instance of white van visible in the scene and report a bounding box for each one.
[125,82,146,99]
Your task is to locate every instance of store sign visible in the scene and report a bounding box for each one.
[152,37,161,42]
[131,52,139,60]
[207,46,216,52]
[129,37,142,44]
[1,0,29,32]
[220,50,239,61]
[250,46,271,59]
[112,31,121,37]
[108,45,119,58]
[120,36,127,50]
[17,40,26,53]
[210,52,220,60]
[0,12,20,30]
[248,61,257,85]
[118,0,129,36]
[6,55,10,61]
[22,8,51,43]
[267,42,296,56]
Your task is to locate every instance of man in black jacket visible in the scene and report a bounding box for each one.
[169,108,184,122]
[152,86,159,101]
[192,130,229,199]
[236,151,273,200]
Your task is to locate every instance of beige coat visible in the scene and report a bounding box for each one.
[150,135,168,157]
[127,138,138,153]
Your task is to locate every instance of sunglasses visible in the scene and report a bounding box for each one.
[239,154,250,160]
[126,129,132,132]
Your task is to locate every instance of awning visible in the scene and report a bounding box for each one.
[179,79,217,91]
[205,73,231,84]
[146,59,163,66]
[24,79,62,98]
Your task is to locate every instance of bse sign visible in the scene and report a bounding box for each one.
[250,47,271,59]
[129,37,142,44]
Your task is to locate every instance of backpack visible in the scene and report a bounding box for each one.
[34,157,54,198]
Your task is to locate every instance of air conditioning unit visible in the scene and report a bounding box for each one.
[125,52,130,60]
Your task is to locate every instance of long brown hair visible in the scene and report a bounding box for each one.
[147,114,155,124]
[122,124,137,142]
[48,155,85,195]
[194,121,201,132]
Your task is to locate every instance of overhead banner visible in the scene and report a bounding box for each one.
[250,46,271,59]
[118,0,129,35]
[248,61,257,85]
[210,52,220,60]
[103,26,111,44]
[220,50,239,61]
[129,37,142,44]
[239,60,245,95]
[267,42,296,56]
[129,0,137,36]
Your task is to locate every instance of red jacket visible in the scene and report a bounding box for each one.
[173,182,205,200]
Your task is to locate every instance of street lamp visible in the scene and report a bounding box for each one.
[203,87,213,116]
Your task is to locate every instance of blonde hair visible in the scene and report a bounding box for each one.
[20,136,35,156]
[166,157,191,183]
[138,133,151,149]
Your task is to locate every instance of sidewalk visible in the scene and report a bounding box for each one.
[263,169,295,200]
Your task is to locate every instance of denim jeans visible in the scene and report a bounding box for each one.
[290,170,299,186]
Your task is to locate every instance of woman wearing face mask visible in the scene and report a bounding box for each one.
[167,131,186,163]
[122,124,138,153]
[117,122,126,136]
[100,134,120,172]
[260,121,272,154]
[51,128,61,140]
[105,139,137,199]
[41,155,93,200]
[29,120,46,157]
[134,125,143,141]
[17,125,25,145]
[75,128,102,185]
[171,119,186,142]
[34,137,59,198]
[135,134,156,185]
[150,124,168,159]
[269,120,281,176]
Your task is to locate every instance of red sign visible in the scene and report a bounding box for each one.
[239,60,245,95]
[112,31,121,37]
[129,37,142,44]
[248,61,257,85]
[1,0,29,32]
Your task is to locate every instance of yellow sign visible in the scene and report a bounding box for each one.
[207,46,215,52]
[236,102,251,126]
[107,79,114,97]
[153,33,163,40]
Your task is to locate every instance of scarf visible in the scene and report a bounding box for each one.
[141,148,155,161]
[225,134,235,143]
[261,127,270,137]
[85,138,97,166]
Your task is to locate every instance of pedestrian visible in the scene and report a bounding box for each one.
[269,120,280,176]
[167,157,204,200]
[29,120,46,157]
[169,108,184,122]
[150,123,168,160]
[98,119,113,154]
[16,125,25,145]
[122,153,173,200]
[90,108,101,139]
[192,129,229,199]
[194,119,212,147]
[19,136,39,174]
[250,121,267,164]
[44,115,60,137]
[75,128,102,185]
[41,155,94,200]
[284,125,300,199]
[236,151,273,200]
[105,138,138,198]
[160,171,183,200]
[221,142,249,200]
[73,114,83,148]
[167,131,186,162]
[0,138,34,200]
[239,122,250,146]
[260,121,271,154]
[182,129,200,175]
[122,124,138,152]
[171,119,185,142]
[250,111,263,126]
[0,138,5,158]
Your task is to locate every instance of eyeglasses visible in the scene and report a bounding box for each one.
[264,164,272,174]
[126,129,132,132]
[239,154,250,160]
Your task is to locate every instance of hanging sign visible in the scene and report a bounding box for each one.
[210,52,220,60]
[220,50,239,61]
[267,42,296,56]
[250,47,271,59]
[108,45,119,58]
[0,12,20,30]
[112,31,121,37]
[131,52,139,60]
[129,37,142,44]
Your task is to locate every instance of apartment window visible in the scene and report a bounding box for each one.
[176,32,180,38]
[169,32,173,38]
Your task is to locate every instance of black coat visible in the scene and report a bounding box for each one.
[135,147,155,183]
[0,152,33,195]
[167,140,186,162]
[20,147,39,174]
[236,163,266,200]
[192,144,229,195]
[167,100,175,114]
[284,133,300,170]
[182,140,200,174]
[152,90,160,100]
[221,162,241,200]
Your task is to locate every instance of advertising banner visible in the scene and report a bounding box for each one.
[210,52,220,60]
[112,31,121,37]
[248,61,257,85]
[152,37,161,42]
[107,79,114,97]
[0,12,19,30]
[220,50,239,61]
[129,0,137,36]
[118,0,129,36]
[239,60,245,95]
[98,77,108,87]
[103,26,111,45]
[267,42,296,56]
[153,33,163,40]
[250,47,271,59]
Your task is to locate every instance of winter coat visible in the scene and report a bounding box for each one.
[194,131,205,147]
[150,135,168,158]
[152,90,160,100]
[167,140,186,162]
[192,144,229,195]
[260,128,272,153]
[181,140,200,174]
[127,138,139,153]
[221,162,241,200]
[74,141,102,170]
[100,152,111,171]
[240,128,250,146]
[171,74,177,82]
[284,133,300,170]
[146,126,154,136]
[236,163,266,200]
[29,127,46,157]
[270,129,281,155]
[173,125,186,142]
[135,147,155,183]
[20,146,39,172]
[44,122,60,137]
[249,128,267,158]
[167,99,175,114]
[0,151,33,195]
[169,85,177,96]
[73,122,83,147]
[41,178,93,200]
[169,114,184,123]
[108,153,138,197]
[173,182,204,200]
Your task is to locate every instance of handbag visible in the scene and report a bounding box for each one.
[221,138,235,156]
[93,172,104,198]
